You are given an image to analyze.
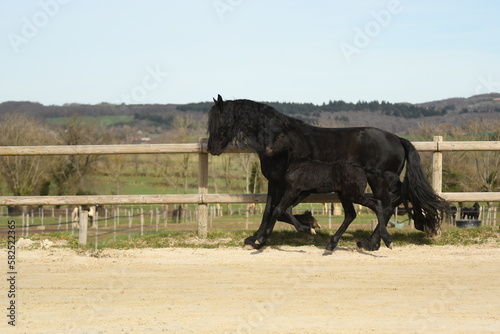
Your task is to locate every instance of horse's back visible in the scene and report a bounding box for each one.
[306,126,405,173]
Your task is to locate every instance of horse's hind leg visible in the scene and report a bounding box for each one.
[326,196,356,252]
[372,204,394,249]
[355,178,394,251]
[355,199,385,251]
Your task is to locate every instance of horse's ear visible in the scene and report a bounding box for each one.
[213,94,224,112]
[217,94,224,111]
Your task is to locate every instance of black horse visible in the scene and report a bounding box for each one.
[207,95,448,251]
[266,127,397,251]
[460,203,480,219]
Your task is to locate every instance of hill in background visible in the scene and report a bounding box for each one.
[1,93,499,140]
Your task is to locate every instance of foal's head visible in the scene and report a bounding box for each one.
[265,131,291,156]
[265,124,310,159]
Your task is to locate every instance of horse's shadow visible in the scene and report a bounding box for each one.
[250,246,308,255]
[322,247,384,258]
[244,228,432,256]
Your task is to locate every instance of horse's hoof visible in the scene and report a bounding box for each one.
[244,236,256,245]
[310,228,316,235]
[386,242,393,250]
[356,240,366,249]
[254,243,265,250]
[326,241,337,252]
[243,242,265,250]
[243,236,265,250]
[311,222,321,230]
[357,239,380,251]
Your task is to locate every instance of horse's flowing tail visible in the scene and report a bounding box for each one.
[400,138,449,236]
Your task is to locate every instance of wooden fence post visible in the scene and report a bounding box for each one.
[113,208,117,242]
[431,136,444,235]
[25,213,30,237]
[494,207,497,227]
[128,210,133,239]
[155,208,159,232]
[65,207,69,231]
[432,136,443,194]
[164,205,168,228]
[198,138,209,239]
[78,208,88,245]
[140,207,144,236]
[94,212,99,249]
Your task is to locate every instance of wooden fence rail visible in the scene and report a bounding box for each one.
[1,137,499,242]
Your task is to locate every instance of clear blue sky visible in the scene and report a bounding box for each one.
[1,0,499,106]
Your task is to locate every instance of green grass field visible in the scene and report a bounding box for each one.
[47,115,134,126]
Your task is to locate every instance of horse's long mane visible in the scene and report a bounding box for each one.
[210,98,309,152]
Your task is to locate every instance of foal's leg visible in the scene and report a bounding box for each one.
[325,195,357,252]
[252,188,316,248]
[263,191,316,239]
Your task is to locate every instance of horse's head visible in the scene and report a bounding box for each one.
[207,94,234,155]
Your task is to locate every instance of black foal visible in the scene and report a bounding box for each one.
[265,130,396,251]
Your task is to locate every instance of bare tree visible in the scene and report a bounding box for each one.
[103,154,128,195]
[236,153,257,193]
[462,120,500,192]
[413,120,500,193]
[172,115,200,192]
[51,115,111,195]
[0,114,57,196]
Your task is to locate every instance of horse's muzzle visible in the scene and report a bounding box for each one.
[207,137,231,156]
[207,142,223,156]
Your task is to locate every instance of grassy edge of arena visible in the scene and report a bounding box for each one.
[4,227,500,254]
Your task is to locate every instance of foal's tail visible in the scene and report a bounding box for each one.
[400,138,449,236]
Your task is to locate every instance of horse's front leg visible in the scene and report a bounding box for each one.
[244,181,281,248]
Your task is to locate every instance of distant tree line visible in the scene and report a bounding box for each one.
[178,99,472,119]
[320,100,451,118]
[2,93,499,125]
[134,113,174,128]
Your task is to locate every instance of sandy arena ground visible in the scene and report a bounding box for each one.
[1,244,499,334]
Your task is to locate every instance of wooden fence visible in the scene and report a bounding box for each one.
[0,136,499,243]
